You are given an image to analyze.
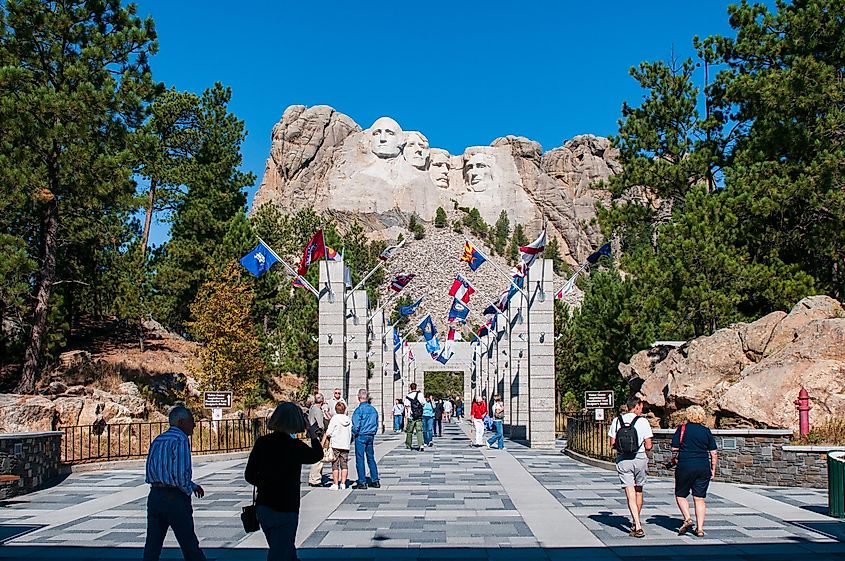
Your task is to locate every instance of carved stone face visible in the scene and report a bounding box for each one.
[403,131,430,170]
[369,117,404,159]
[428,149,450,188]
[464,152,494,192]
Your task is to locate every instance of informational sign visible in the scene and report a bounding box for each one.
[203,391,233,409]
[211,408,223,421]
[584,390,614,409]
[594,408,605,421]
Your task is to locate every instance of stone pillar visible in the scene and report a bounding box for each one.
[369,308,386,430]
[527,258,555,449]
[318,259,346,406]
[346,289,369,415]
[393,331,407,414]
[507,284,531,440]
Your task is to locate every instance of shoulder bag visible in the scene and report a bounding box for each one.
[241,486,259,533]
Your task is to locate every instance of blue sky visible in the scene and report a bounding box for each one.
[134,0,747,246]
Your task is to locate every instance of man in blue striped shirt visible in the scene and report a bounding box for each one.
[143,405,206,561]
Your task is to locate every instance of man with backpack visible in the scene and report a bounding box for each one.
[404,383,426,451]
[607,396,654,538]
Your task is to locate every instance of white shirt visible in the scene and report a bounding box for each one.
[325,413,352,450]
[404,391,425,409]
[392,403,404,416]
[607,413,654,460]
[443,401,453,413]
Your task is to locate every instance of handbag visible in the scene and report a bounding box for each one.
[241,486,259,533]
[323,443,335,463]
[667,423,686,469]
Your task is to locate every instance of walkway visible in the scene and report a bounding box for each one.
[0,421,843,560]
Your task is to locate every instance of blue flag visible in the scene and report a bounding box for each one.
[418,314,437,341]
[587,242,612,264]
[434,345,454,364]
[425,336,441,355]
[393,329,401,353]
[399,297,423,316]
[240,241,278,278]
[448,299,470,323]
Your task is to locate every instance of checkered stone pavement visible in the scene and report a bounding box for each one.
[0,420,842,560]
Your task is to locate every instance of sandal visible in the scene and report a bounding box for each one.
[693,528,705,537]
[678,519,693,536]
[630,528,645,538]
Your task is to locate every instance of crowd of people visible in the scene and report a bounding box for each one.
[141,392,718,561]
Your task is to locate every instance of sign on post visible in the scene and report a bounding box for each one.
[584,390,614,409]
[594,408,605,421]
[203,391,233,409]
[211,408,223,421]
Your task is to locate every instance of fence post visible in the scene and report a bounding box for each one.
[107,424,111,461]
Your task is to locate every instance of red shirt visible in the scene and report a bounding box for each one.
[471,401,487,420]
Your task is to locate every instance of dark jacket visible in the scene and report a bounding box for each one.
[351,402,379,437]
[245,432,323,513]
[433,401,444,420]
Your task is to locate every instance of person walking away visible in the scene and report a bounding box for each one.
[486,395,505,450]
[455,398,464,421]
[326,388,347,419]
[443,398,453,423]
[392,399,405,433]
[143,406,206,561]
[351,389,381,489]
[422,396,435,446]
[245,402,324,561]
[608,397,654,538]
[433,398,444,437]
[306,393,327,487]
[673,405,718,537]
[323,401,353,490]
[470,395,487,447]
[404,383,426,451]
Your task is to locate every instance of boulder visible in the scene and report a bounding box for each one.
[672,329,751,407]
[0,395,56,432]
[116,381,141,397]
[765,296,844,357]
[735,310,786,360]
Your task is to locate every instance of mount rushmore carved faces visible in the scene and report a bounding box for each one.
[464,152,494,192]
[428,149,450,188]
[403,131,430,170]
[369,117,404,159]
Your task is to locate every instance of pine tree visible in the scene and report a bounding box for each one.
[493,211,510,255]
[434,207,447,228]
[508,224,528,264]
[0,0,158,392]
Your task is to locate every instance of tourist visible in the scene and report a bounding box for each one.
[323,401,353,490]
[392,399,405,433]
[673,405,718,538]
[433,398,444,437]
[422,395,435,446]
[244,402,323,561]
[326,388,346,418]
[306,393,327,487]
[470,395,487,447]
[607,396,654,538]
[143,405,206,561]
[351,389,381,489]
[455,397,464,421]
[486,395,505,450]
[404,383,426,451]
[443,397,453,423]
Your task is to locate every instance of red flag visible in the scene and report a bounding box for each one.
[298,230,326,276]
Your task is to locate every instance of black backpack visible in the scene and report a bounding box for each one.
[614,415,641,459]
[408,392,423,420]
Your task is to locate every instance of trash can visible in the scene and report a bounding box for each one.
[828,451,845,518]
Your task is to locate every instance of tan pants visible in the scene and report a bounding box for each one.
[308,441,324,484]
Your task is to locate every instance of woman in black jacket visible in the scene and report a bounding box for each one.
[245,402,323,561]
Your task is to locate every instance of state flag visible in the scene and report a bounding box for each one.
[399,297,423,316]
[448,299,470,323]
[379,243,401,261]
[519,229,547,268]
[587,242,612,264]
[448,274,476,303]
[390,273,416,292]
[434,345,454,365]
[425,336,441,355]
[418,314,437,341]
[240,241,278,278]
[556,273,579,300]
[393,329,401,353]
[460,241,487,271]
[297,230,326,275]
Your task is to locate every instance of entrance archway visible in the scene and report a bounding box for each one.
[422,371,463,400]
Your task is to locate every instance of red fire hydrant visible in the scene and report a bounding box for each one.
[794,388,811,438]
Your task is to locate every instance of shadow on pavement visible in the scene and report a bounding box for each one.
[588,511,631,532]
[1,543,845,561]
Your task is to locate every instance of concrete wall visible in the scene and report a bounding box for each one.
[345,289,369,412]
[0,432,65,498]
[318,260,347,407]
[527,259,555,449]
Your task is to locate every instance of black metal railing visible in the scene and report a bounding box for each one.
[60,418,268,465]
[565,412,615,462]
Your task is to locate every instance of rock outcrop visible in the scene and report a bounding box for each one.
[620,296,845,430]
[252,105,620,266]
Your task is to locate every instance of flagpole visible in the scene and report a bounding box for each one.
[506,304,513,437]
[317,227,335,303]
[256,236,320,298]
[525,263,533,443]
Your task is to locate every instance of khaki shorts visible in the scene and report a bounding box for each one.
[616,457,648,487]
[332,448,349,471]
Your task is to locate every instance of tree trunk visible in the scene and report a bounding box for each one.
[18,194,59,394]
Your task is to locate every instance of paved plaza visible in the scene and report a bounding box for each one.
[0,421,843,560]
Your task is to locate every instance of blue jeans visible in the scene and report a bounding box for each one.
[143,487,206,561]
[393,415,403,431]
[256,506,298,561]
[422,417,434,444]
[487,420,504,449]
[354,434,379,484]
